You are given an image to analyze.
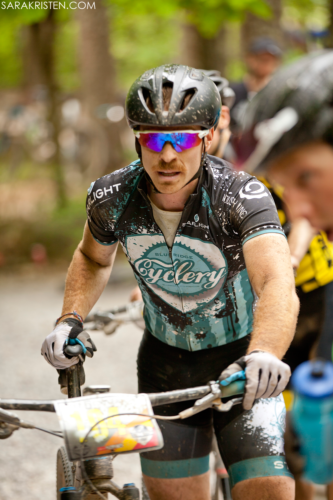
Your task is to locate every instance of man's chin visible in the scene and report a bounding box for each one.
[154,184,182,194]
[152,177,185,194]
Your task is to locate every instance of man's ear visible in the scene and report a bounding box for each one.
[204,127,215,150]
[219,106,230,129]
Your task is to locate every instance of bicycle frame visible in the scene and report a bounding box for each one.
[0,355,244,499]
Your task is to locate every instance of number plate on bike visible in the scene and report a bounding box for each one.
[54,393,163,461]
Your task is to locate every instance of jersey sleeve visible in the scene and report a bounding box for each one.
[85,160,143,246]
[86,178,118,245]
[229,174,285,245]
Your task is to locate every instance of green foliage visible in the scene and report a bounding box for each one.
[110,0,272,38]
[0,17,22,87]
[0,0,73,89]
[111,9,180,88]
[0,0,50,23]
[226,59,246,82]
[182,0,272,37]
[283,0,328,28]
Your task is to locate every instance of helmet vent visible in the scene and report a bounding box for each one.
[142,87,154,113]
[161,83,173,111]
[179,89,196,113]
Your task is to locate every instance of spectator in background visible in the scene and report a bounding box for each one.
[230,37,283,133]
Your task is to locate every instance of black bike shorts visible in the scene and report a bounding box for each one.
[137,330,292,489]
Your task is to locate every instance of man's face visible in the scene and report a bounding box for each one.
[140,126,214,194]
[246,52,280,80]
[208,106,230,156]
[268,141,333,240]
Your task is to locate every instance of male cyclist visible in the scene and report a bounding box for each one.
[230,37,283,134]
[41,65,298,500]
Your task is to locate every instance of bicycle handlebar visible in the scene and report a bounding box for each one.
[0,379,245,413]
[64,344,83,357]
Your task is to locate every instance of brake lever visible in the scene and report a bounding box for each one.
[213,397,243,412]
[178,381,244,419]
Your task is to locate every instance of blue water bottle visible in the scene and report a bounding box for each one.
[291,360,333,484]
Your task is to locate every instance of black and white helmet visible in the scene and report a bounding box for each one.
[237,50,333,173]
[201,70,236,109]
[125,64,221,130]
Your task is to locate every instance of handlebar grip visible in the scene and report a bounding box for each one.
[220,380,245,398]
[64,344,83,357]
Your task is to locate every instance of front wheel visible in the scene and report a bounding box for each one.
[56,446,74,499]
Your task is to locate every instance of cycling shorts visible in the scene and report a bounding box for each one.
[137,330,292,489]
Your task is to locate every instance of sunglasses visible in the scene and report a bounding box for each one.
[134,129,210,153]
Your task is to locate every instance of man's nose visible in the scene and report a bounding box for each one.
[159,142,178,163]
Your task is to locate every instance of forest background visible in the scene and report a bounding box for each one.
[0,0,330,270]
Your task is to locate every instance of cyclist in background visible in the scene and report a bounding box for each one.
[42,65,298,500]
[230,37,283,134]
[234,50,333,497]
[208,68,333,500]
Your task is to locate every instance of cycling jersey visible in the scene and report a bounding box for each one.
[86,155,284,351]
[258,177,333,293]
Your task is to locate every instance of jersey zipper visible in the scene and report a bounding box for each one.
[140,188,191,314]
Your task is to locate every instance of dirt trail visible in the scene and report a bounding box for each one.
[0,270,142,499]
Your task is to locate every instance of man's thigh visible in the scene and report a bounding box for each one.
[140,419,212,481]
[143,472,210,500]
[233,476,295,500]
[214,395,293,491]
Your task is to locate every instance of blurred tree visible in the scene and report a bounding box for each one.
[76,0,124,177]
[0,17,22,87]
[0,3,67,207]
[111,0,272,82]
[23,10,67,207]
[111,10,179,88]
[242,0,283,51]
[329,0,333,47]
[179,25,228,74]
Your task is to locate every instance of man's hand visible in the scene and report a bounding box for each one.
[220,350,291,410]
[129,285,142,302]
[41,318,97,370]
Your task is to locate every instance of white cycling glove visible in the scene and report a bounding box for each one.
[41,318,96,370]
[220,350,291,410]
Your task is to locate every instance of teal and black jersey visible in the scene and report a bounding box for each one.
[86,155,284,351]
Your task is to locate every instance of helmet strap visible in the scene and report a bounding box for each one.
[183,141,206,187]
[209,128,223,157]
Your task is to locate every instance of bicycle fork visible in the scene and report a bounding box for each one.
[58,366,141,500]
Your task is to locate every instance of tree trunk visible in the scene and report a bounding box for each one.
[241,0,283,53]
[76,0,124,178]
[180,24,228,75]
[23,10,66,208]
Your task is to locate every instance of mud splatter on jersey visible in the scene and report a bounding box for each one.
[86,155,284,351]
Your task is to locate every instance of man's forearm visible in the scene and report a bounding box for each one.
[288,218,316,269]
[247,278,299,358]
[61,245,115,320]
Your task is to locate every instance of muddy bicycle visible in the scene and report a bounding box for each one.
[0,340,245,499]
[85,302,233,500]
